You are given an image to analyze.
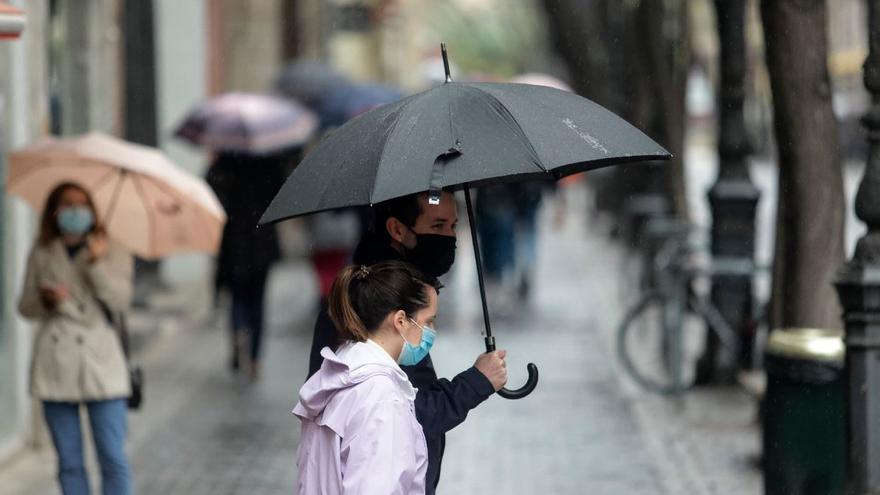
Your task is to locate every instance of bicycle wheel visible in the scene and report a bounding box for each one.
[617,291,704,395]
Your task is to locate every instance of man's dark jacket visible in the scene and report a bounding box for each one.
[307,233,495,494]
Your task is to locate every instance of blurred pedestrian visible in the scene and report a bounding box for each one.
[512,181,553,301]
[304,208,361,305]
[294,261,440,494]
[476,181,552,305]
[475,184,517,298]
[18,182,133,495]
[207,151,285,380]
[307,191,508,494]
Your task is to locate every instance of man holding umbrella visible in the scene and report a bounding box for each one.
[264,45,669,492]
[307,190,509,494]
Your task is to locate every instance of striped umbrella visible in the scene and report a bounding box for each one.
[0,2,25,40]
[175,92,318,155]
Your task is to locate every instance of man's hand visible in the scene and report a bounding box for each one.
[474,350,508,392]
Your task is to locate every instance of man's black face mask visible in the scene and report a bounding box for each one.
[404,232,456,278]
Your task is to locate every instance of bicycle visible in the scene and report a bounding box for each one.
[616,220,765,395]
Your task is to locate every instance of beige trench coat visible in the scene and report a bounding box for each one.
[18,238,132,402]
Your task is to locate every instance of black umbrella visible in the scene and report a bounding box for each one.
[262,45,670,399]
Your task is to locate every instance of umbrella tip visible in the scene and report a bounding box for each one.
[441,43,452,83]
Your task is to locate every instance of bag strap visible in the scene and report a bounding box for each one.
[97,298,131,360]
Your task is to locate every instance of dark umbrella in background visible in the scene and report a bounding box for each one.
[275,60,352,106]
[261,45,670,399]
[275,60,403,130]
[308,83,405,129]
[175,92,318,155]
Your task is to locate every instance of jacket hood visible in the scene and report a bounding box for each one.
[293,341,413,422]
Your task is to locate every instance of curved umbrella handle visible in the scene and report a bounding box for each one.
[485,335,539,400]
[497,363,539,400]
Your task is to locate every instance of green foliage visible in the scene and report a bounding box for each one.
[425,0,552,79]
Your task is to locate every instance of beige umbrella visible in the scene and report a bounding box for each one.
[8,132,226,259]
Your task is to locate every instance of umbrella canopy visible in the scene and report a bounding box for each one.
[275,60,351,105]
[261,46,670,400]
[175,92,318,155]
[8,132,226,259]
[309,83,405,129]
[261,80,668,223]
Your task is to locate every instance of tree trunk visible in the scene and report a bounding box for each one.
[123,0,157,147]
[541,0,690,220]
[281,0,300,60]
[539,0,613,104]
[638,0,690,220]
[762,0,845,329]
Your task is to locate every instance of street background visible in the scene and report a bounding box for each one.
[0,110,869,495]
[0,0,874,493]
[0,176,763,495]
[3,131,866,492]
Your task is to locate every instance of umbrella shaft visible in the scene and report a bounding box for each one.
[463,184,494,346]
[104,170,128,226]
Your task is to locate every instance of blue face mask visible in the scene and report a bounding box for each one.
[57,206,94,235]
[398,317,436,366]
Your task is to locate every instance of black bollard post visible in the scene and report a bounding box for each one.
[834,1,880,492]
[698,0,760,383]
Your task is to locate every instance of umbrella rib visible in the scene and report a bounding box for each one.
[366,96,420,205]
[469,86,546,174]
[130,174,158,257]
[144,169,221,223]
[102,172,128,225]
[89,165,123,192]
[152,173,209,218]
[445,84,455,145]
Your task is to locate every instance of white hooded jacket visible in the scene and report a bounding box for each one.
[293,339,428,494]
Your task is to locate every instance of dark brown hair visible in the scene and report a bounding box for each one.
[38,182,103,245]
[371,189,454,241]
[328,261,442,342]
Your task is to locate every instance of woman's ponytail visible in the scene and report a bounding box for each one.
[327,261,442,343]
[328,265,370,342]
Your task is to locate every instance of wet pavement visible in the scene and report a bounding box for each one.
[0,184,762,495]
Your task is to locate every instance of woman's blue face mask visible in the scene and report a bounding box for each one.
[398,317,436,366]
[57,206,94,235]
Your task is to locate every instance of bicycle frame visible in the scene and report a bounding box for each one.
[617,222,762,395]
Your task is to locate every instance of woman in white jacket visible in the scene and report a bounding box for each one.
[18,182,133,495]
[294,261,441,494]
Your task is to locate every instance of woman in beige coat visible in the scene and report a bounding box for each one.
[18,182,133,495]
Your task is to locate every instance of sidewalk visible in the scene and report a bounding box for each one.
[434,188,761,494]
[0,261,316,495]
[0,187,761,494]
